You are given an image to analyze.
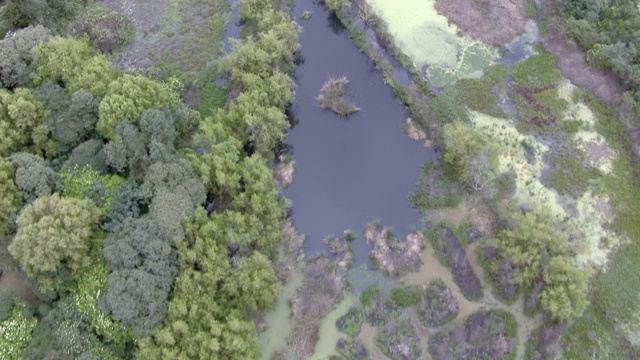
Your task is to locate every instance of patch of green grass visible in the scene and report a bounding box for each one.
[360,285,380,312]
[561,308,636,359]
[157,0,229,79]
[198,83,226,117]
[524,0,537,18]
[545,144,601,198]
[374,318,421,360]
[511,53,563,89]
[335,307,364,336]
[390,285,421,307]
[428,88,467,126]
[408,160,462,211]
[454,63,509,118]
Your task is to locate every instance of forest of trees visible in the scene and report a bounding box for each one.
[556,0,640,114]
[0,0,299,358]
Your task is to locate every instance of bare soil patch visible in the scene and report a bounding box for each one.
[434,0,526,46]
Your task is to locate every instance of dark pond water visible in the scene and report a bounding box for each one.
[284,1,437,257]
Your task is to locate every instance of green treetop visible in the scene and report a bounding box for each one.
[9,193,101,292]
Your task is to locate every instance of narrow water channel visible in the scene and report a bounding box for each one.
[284,0,436,256]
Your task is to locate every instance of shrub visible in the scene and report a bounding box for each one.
[317,76,360,116]
[68,4,135,53]
[335,307,363,336]
[390,285,422,307]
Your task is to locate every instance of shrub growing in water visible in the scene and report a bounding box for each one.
[317,76,360,116]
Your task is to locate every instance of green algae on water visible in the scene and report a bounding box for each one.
[366,0,499,86]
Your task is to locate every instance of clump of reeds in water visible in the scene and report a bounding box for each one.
[317,76,360,116]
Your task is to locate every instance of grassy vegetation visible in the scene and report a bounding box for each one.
[360,285,401,327]
[335,307,363,336]
[545,144,601,197]
[157,0,228,80]
[373,318,421,360]
[408,160,462,211]
[454,64,509,119]
[198,82,227,117]
[561,308,635,358]
[390,285,421,307]
[317,76,360,116]
[418,279,459,327]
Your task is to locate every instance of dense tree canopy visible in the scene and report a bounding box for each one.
[442,122,501,191]
[539,257,590,321]
[102,217,178,336]
[97,74,169,139]
[0,157,22,234]
[9,194,101,292]
[9,152,61,204]
[136,209,280,359]
[0,88,56,157]
[0,25,50,89]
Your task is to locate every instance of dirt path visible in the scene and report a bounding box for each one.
[538,2,625,105]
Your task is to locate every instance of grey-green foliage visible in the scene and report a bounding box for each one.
[65,139,108,173]
[139,109,176,146]
[9,152,61,203]
[33,81,69,114]
[102,181,140,233]
[48,90,99,153]
[0,25,50,88]
[138,158,206,208]
[104,109,177,177]
[104,120,149,176]
[22,296,120,360]
[101,217,178,336]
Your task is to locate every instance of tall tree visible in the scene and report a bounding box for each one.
[539,257,590,321]
[97,74,169,139]
[101,217,178,336]
[496,211,570,285]
[9,152,61,204]
[9,194,101,292]
[0,157,22,234]
[0,88,56,157]
[0,25,50,88]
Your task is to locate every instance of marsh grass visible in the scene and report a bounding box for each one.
[317,76,360,116]
[198,82,226,117]
[454,64,510,119]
